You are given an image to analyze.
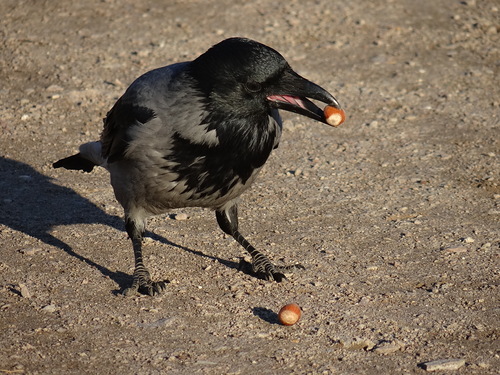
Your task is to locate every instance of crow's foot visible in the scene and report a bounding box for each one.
[238,256,305,282]
[123,270,169,296]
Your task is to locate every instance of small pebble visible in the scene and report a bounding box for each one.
[136,317,176,328]
[420,358,466,371]
[143,236,154,244]
[442,246,467,254]
[372,340,402,355]
[336,337,375,351]
[42,304,57,313]
[18,247,42,255]
[18,283,31,298]
[480,242,491,250]
[46,84,64,92]
[173,213,188,221]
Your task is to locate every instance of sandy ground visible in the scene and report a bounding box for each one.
[1,0,499,374]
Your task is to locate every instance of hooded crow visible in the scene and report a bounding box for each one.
[54,37,343,296]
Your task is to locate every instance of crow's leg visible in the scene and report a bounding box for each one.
[216,204,303,282]
[122,215,167,296]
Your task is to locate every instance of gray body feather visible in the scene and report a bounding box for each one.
[92,62,282,217]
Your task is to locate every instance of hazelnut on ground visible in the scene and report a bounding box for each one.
[278,303,301,326]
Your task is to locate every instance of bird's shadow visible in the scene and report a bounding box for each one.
[0,157,238,294]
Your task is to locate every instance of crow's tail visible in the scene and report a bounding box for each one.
[53,141,105,173]
[53,153,96,172]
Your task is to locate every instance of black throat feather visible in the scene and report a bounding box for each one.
[164,112,277,199]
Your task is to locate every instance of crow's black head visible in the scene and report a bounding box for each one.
[190,37,341,124]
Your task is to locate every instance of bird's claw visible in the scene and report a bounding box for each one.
[123,271,169,296]
[238,258,304,282]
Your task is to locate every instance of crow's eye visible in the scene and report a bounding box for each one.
[245,81,262,93]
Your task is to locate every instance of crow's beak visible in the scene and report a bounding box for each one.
[267,68,342,125]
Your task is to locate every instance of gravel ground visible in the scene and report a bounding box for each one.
[1,0,499,374]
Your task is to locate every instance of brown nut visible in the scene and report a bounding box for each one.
[278,303,301,326]
[324,105,346,127]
